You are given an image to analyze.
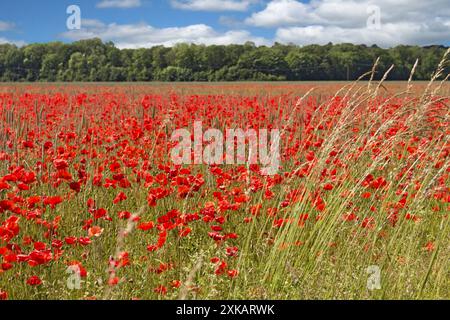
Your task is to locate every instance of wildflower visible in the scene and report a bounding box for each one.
[26,276,42,286]
[227,269,239,278]
[424,241,435,252]
[88,226,104,238]
[154,285,167,295]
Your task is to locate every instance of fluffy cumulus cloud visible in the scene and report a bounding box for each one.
[61,20,269,48]
[0,20,26,46]
[0,21,15,31]
[60,0,450,48]
[171,0,257,12]
[0,37,26,46]
[97,0,142,9]
[246,0,450,47]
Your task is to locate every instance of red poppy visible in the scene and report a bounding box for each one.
[1,263,13,271]
[53,159,69,170]
[227,269,239,278]
[88,226,104,238]
[323,183,334,191]
[78,237,92,246]
[226,246,239,257]
[118,211,132,220]
[69,181,81,193]
[33,242,47,251]
[178,227,192,237]
[362,192,372,199]
[0,290,7,300]
[26,276,42,286]
[215,261,228,276]
[113,192,127,204]
[108,277,120,286]
[138,221,154,231]
[210,257,220,264]
[154,285,167,295]
[65,237,78,245]
[424,241,435,252]
[43,196,63,209]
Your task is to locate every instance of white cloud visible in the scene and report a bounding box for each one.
[81,19,107,28]
[0,21,25,46]
[171,0,256,12]
[61,20,270,48]
[0,21,15,32]
[246,0,450,47]
[0,37,26,47]
[97,0,141,8]
[246,0,317,27]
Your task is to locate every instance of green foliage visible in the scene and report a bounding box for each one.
[0,38,448,82]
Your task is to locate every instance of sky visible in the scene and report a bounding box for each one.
[0,0,449,48]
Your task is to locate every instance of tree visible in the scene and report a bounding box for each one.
[0,39,447,82]
[23,44,48,81]
[66,52,89,81]
[40,53,60,81]
[1,45,25,81]
[286,50,321,80]
[238,46,288,80]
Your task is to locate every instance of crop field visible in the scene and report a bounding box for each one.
[0,73,449,300]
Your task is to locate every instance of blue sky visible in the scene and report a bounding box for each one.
[0,0,449,48]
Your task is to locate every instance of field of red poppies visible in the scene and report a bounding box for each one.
[0,76,449,300]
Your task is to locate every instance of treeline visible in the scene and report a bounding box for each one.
[0,38,448,82]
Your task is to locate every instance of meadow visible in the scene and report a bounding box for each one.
[0,64,449,300]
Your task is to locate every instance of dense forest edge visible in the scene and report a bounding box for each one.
[0,38,449,82]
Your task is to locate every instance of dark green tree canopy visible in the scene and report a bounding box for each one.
[0,39,448,82]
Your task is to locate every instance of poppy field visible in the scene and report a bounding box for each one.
[0,73,449,300]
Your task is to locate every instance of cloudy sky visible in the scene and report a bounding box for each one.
[0,0,449,48]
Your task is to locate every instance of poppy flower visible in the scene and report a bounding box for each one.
[424,241,435,252]
[43,196,63,209]
[342,213,358,221]
[53,159,68,170]
[210,257,220,264]
[154,285,167,295]
[362,192,372,199]
[178,227,192,237]
[52,240,63,249]
[91,208,108,220]
[33,242,46,251]
[65,237,78,245]
[26,276,42,286]
[69,181,81,193]
[113,192,127,204]
[118,211,131,220]
[215,261,228,276]
[0,290,7,300]
[138,221,154,231]
[78,237,92,246]
[225,233,238,239]
[250,204,262,216]
[88,226,104,238]
[226,246,239,257]
[108,277,120,286]
[0,181,11,190]
[1,263,13,271]
[227,269,239,278]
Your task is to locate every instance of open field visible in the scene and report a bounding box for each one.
[0,78,449,300]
